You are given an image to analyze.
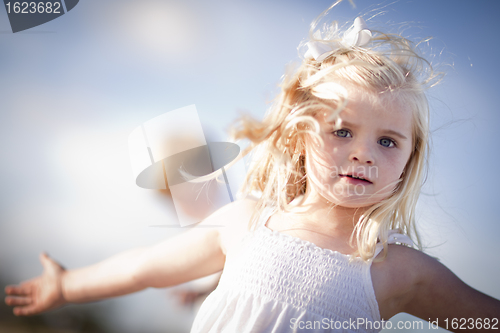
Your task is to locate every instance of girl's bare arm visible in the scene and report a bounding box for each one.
[4,227,223,316]
[64,226,226,302]
[373,245,500,331]
[4,198,257,316]
[132,197,258,289]
[404,250,500,331]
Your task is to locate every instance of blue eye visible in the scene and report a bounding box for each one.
[333,129,351,138]
[379,138,396,148]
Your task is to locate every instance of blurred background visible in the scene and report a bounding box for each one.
[1,0,499,332]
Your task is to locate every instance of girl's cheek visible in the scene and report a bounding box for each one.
[382,151,408,176]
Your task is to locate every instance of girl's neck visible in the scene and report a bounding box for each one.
[268,189,366,255]
[287,189,366,235]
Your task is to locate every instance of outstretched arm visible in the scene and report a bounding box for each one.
[373,245,500,332]
[404,251,500,331]
[3,198,254,316]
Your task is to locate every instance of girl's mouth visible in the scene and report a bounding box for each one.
[339,174,373,184]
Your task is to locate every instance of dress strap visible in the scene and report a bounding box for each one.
[374,230,414,257]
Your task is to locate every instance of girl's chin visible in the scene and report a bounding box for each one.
[330,199,376,209]
[306,181,392,208]
[319,192,387,208]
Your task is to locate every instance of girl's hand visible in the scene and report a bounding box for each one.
[4,253,67,316]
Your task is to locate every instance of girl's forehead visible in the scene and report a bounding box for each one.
[317,83,410,115]
[319,88,413,132]
[347,85,408,109]
[350,89,409,114]
[324,86,411,112]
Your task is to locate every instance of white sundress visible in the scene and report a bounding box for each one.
[191,206,413,333]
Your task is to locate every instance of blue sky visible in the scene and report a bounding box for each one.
[1,1,499,332]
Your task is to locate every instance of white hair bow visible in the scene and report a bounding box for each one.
[305,16,372,62]
[342,16,372,47]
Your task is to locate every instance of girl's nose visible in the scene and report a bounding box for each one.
[349,141,374,164]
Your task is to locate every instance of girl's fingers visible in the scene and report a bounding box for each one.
[13,304,38,316]
[5,296,32,306]
[4,285,31,296]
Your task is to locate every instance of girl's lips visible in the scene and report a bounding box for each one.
[339,174,373,185]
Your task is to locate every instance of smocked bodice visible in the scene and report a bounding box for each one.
[190,207,410,332]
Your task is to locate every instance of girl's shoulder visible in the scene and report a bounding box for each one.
[198,196,258,255]
[371,244,454,320]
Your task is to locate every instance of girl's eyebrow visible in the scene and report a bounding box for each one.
[340,121,409,140]
[383,129,408,140]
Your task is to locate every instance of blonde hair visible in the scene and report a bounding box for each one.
[231,3,440,261]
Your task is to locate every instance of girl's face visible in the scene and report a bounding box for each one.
[305,87,414,208]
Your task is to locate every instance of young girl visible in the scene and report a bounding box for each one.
[5,3,500,332]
